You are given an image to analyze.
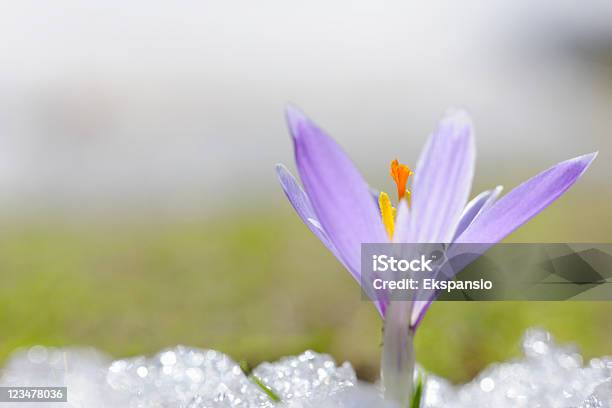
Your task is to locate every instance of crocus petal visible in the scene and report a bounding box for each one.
[407,110,476,243]
[286,106,388,286]
[456,153,597,244]
[275,164,341,259]
[408,179,495,328]
[392,199,411,244]
[453,186,503,240]
[276,163,392,314]
[409,153,598,328]
[413,186,502,325]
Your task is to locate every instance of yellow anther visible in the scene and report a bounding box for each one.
[379,191,395,239]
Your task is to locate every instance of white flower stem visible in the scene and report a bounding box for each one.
[381,301,415,407]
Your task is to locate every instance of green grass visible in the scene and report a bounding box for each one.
[0,194,610,383]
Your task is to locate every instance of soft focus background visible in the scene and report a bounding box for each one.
[1,1,611,383]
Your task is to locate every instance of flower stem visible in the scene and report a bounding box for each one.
[381,301,416,407]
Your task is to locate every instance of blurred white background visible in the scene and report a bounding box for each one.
[1,0,611,214]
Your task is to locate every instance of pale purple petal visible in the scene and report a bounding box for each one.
[275,164,340,258]
[286,106,388,286]
[408,185,502,328]
[453,186,503,240]
[456,153,597,244]
[408,153,598,328]
[411,187,502,327]
[276,163,391,314]
[392,199,411,244]
[406,110,476,243]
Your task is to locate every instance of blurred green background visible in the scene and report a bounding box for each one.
[1,188,610,383]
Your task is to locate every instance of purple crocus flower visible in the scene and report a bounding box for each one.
[276,106,596,404]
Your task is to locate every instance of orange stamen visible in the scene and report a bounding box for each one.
[390,159,413,201]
